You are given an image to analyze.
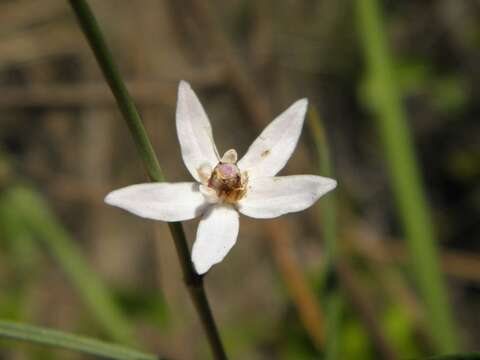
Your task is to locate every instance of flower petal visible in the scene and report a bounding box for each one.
[192,204,239,274]
[105,182,208,221]
[237,99,308,179]
[176,81,219,182]
[237,175,337,219]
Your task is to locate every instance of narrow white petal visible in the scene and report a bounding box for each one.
[192,204,239,274]
[238,175,337,219]
[105,182,208,221]
[176,81,219,181]
[238,99,308,179]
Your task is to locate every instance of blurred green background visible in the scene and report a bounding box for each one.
[0,0,479,359]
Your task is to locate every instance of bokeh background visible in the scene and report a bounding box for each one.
[0,0,479,359]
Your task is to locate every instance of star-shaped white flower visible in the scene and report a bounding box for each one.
[105,81,337,274]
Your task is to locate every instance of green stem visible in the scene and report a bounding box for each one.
[324,293,342,360]
[308,107,341,360]
[0,320,159,360]
[67,1,227,358]
[356,0,458,352]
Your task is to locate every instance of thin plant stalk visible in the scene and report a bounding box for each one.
[308,106,341,360]
[67,1,227,358]
[0,320,159,360]
[324,294,341,360]
[309,108,398,359]
[356,0,458,352]
[3,187,135,345]
[0,194,39,274]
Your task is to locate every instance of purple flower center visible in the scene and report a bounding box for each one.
[207,162,246,203]
[217,163,238,178]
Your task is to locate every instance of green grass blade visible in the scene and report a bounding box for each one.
[0,198,39,275]
[324,293,342,360]
[0,320,157,360]
[356,0,458,352]
[2,187,135,345]
[308,107,336,264]
[308,106,341,359]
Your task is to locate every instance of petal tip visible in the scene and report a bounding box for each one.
[319,178,338,196]
[193,258,210,275]
[178,80,192,97]
[294,98,308,112]
[179,80,190,88]
[290,98,308,121]
[329,178,338,190]
[104,189,126,208]
[104,191,116,206]
[309,176,338,198]
[298,98,308,106]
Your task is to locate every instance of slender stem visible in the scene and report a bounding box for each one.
[308,106,341,359]
[67,1,227,359]
[0,320,160,360]
[356,0,458,352]
[307,108,335,265]
[309,108,398,360]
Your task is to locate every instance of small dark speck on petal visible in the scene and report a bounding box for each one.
[261,149,270,158]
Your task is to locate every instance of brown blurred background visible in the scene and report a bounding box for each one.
[0,1,479,359]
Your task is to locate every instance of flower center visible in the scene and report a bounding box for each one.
[208,159,247,203]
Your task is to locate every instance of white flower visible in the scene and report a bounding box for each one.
[105,81,337,274]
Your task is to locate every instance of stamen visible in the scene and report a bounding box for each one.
[220,149,238,164]
[197,163,212,184]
